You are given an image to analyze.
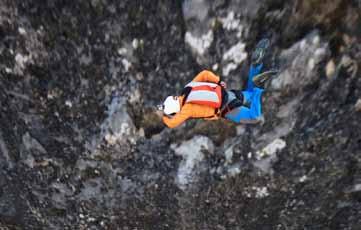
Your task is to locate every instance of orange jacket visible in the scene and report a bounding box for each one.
[163,70,221,128]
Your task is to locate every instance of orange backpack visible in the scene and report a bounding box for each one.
[182,82,223,108]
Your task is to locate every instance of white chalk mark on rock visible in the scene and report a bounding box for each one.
[222,42,247,76]
[185,30,214,56]
[255,138,286,160]
[172,136,214,190]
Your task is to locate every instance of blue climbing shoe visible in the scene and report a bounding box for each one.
[251,38,270,65]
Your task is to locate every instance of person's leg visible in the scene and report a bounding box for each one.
[242,63,262,106]
[225,88,263,123]
[230,63,263,105]
[247,38,270,90]
[246,63,263,91]
[224,39,270,123]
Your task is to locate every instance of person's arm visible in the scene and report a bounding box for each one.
[162,109,190,128]
[192,70,221,83]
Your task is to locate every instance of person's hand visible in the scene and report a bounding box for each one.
[220,81,227,88]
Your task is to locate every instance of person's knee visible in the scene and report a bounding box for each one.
[230,90,243,101]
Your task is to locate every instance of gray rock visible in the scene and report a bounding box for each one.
[271,31,330,91]
[355,99,361,112]
[0,132,13,169]
[0,0,360,229]
[172,135,214,190]
[91,96,137,148]
[22,132,46,154]
[0,174,21,222]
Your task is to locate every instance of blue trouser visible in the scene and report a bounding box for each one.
[224,64,264,123]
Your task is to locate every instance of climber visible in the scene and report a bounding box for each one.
[158,38,277,128]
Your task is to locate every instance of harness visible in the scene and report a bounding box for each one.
[181,82,223,108]
[181,82,244,118]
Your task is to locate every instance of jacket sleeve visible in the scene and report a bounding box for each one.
[204,114,221,120]
[192,70,220,83]
[162,109,190,128]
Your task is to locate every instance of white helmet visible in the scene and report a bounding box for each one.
[163,96,180,115]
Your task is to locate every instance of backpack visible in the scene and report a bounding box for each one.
[182,82,223,108]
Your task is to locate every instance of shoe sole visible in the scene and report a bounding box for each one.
[252,69,279,87]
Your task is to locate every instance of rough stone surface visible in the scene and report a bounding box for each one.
[172,135,214,190]
[355,99,361,112]
[325,59,336,79]
[0,0,360,229]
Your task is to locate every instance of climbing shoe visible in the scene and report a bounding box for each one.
[251,38,270,65]
[252,69,279,88]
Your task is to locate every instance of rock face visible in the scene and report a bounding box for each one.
[0,0,360,229]
[172,135,214,190]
